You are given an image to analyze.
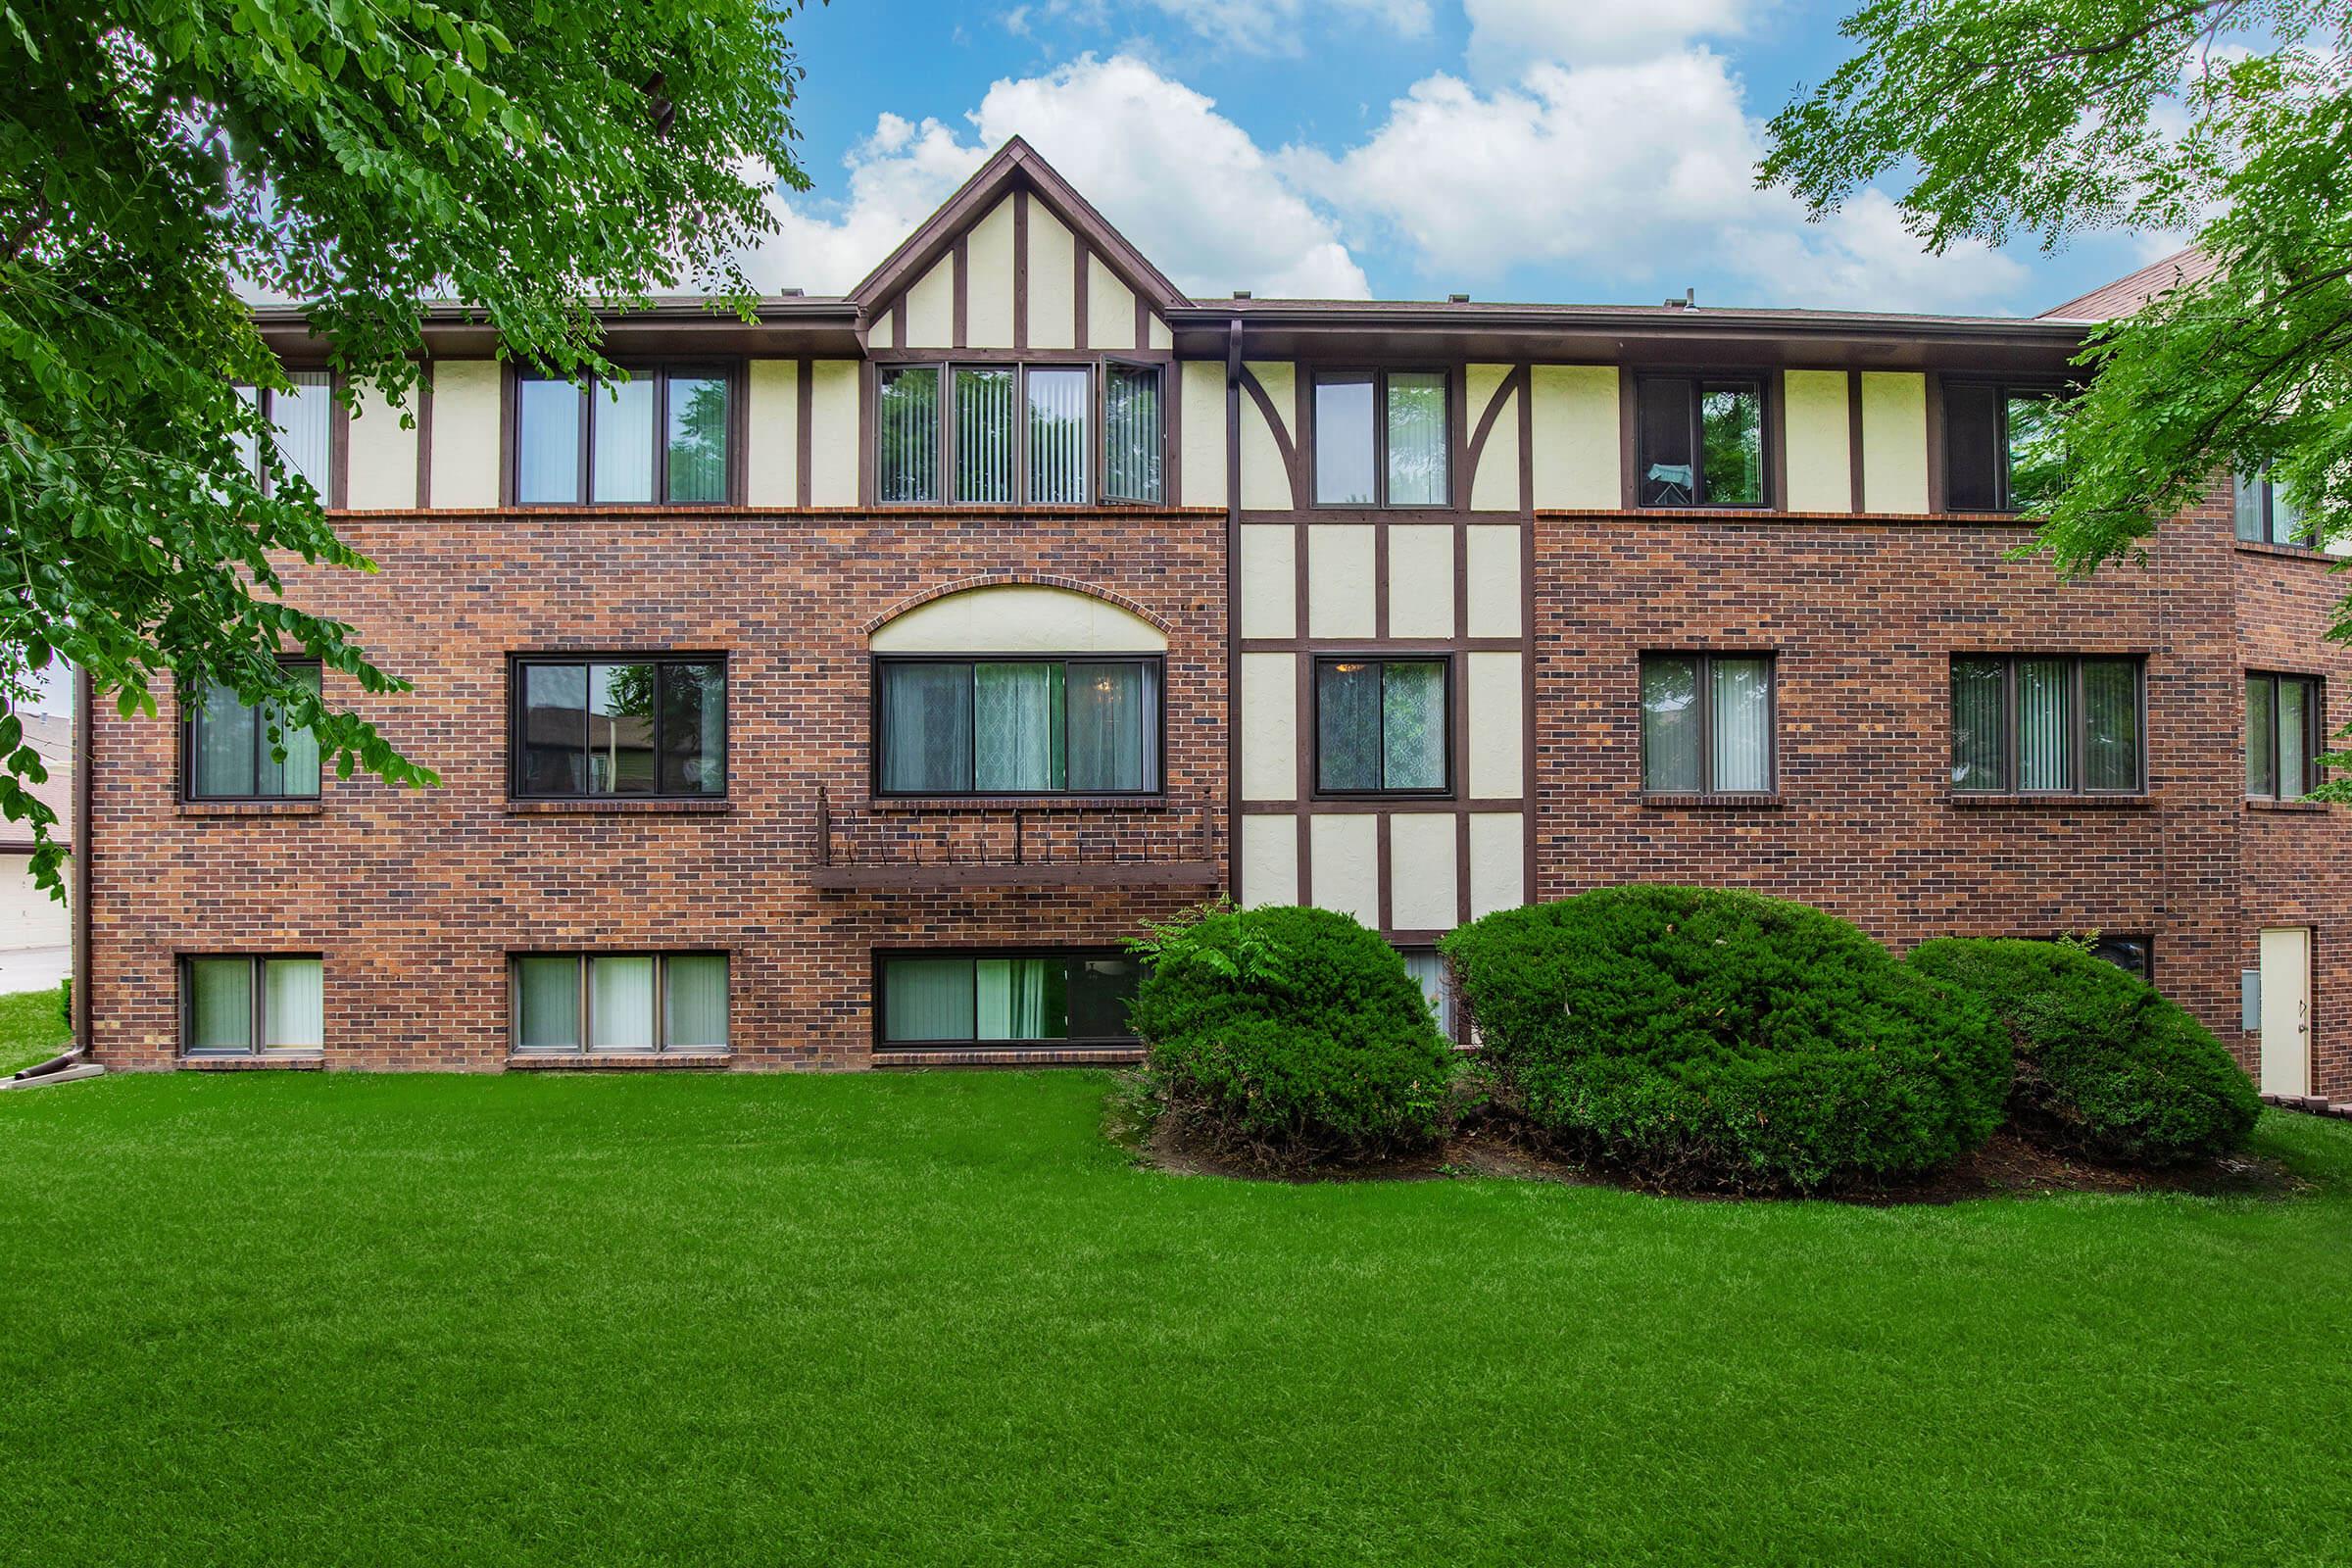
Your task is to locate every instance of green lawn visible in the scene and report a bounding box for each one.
[0,983,68,1075]
[4,1067,2352,1567]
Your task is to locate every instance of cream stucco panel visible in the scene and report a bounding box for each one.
[869,585,1167,653]
[427,360,501,508]
[1309,814,1381,930]
[1466,652,1524,799]
[1027,205,1077,350]
[1468,365,1520,513]
[1386,525,1454,638]
[869,312,897,350]
[1147,314,1173,351]
[1387,813,1457,932]
[1306,524,1376,639]
[345,382,416,510]
[807,360,860,506]
[964,197,1017,349]
[1464,525,1521,638]
[1087,254,1137,351]
[1240,815,1298,907]
[1240,653,1298,802]
[1239,524,1296,639]
[1528,365,1619,509]
[1180,360,1227,507]
[1860,371,1931,514]
[1467,812,1526,917]
[1782,370,1852,514]
[745,360,800,506]
[1241,361,1295,511]
[903,256,955,350]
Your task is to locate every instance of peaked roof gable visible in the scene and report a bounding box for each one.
[847,137,1189,318]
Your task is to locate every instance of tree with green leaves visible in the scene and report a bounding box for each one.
[1762,1,2352,782]
[1,0,814,893]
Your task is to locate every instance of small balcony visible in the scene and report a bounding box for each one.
[808,785,1223,892]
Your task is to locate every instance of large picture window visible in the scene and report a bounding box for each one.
[875,657,1161,796]
[875,361,1165,506]
[1950,655,2143,794]
[511,954,730,1054]
[512,657,726,799]
[1311,369,1448,507]
[514,367,733,506]
[1640,654,1775,795]
[877,951,1142,1048]
[1637,376,1765,507]
[185,662,322,801]
[2246,672,2324,802]
[231,372,334,498]
[1315,657,1449,795]
[1944,381,2065,513]
[184,955,324,1055]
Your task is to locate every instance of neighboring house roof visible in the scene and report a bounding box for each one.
[2040,246,2219,321]
[1,710,73,854]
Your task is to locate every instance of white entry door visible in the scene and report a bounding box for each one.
[2259,927,2312,1098]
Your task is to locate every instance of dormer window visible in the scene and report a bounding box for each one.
[874,360,1164,506]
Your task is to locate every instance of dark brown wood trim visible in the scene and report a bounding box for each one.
[1516,366,1535,516]
[729,361,751,508]
[415,363,434,509]
[1618,367,1639,511]
[1224,320,1245,903]
[1376,811,1395,931]
[328,373,351,511]
[1765,370,1788,513]
[1924,370,1946,514]
[857,359,875,510]
[1164,357,1185,510]
[497,361,516,508]
[891,294,907,350]
[1013,190,1030,353]
[1072,239,1090,353]
[1373,520,1391,640]
[1465,367,1515,483]
[952,234,969,350]
[1135,294,1151,358]
[795,357,813,510]
[1239,798,1529,816]
[1847,368,1866,514]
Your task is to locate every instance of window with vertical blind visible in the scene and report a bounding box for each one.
[1314,657,1450,795]
[872,361,1165,506]
[1398,948,1456,1038]
[1950,655,2143,794]
[1311,369,1449,507]
[231,372,335,498]
[2234,469,2325,548]
[183,956,324,1055]
[513,367,733,505]
[2246,672,2324,801]
[1636,377,1766,507]
[510,954,729,1054]
[876,951,1142,1048]
[184,662,322,801]
[874,657,1162,796]
[1640,654,1775,795]
[511,657,726,799]
[1944,381,2067,513]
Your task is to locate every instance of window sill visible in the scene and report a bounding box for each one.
[505,1051,731,1069]
[872,1045,1145,1068]
[2235,540,2341,564]
[179,1053,324,1070]
[1949,793,2156,808]
[506,799,733,815]
[176,800,325,817]
[1642,792,1781,809]
[2246,798,2333,813]
[869,795,1171,813]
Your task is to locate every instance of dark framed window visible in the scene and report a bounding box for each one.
[1398,947,1456,1038]
[2247,672,2324,801]
[1944,380,2066,513]
[232,372,335,498]
[184,662,322,801]
[1640,654,1775,794]
[873,656,1162,797]
[875,360,1165,506]
[511,657,726,799]
[511,953,730,1054]
[1311,369,1449,507]
[875,950,1142,1048]
[2234,468,2312,547]
[514,366,734,505]
[2016,934,2153,982]
[1636,376,1766,507]
[1950,655,2143,794]
[1314,657,1450,796]
[183,955,323,1055]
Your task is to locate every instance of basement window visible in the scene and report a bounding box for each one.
[876,951,1142,1048]
[511,954,730,1054]
[183,956,323,1056]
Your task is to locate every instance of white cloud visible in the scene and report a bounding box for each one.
[1005,0,1430,56]
[736,116,992,295]
[1464,0,1754,77]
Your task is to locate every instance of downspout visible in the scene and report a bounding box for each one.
[3,662,101,1088]
[1225,317,1244,903]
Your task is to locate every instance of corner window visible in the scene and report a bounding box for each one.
[1312,370,1449,507]
[877,951,1142,1048]
[512,657,726,799]
[184,956,323,1055]
[2247,672,2324,801]
[1640,654,1774,794]
[1315,657,1449,796]
[876,361,1164,506]
[511,953,729,1054]
[1945,381,2065,513]
[1950,655,2142,794]
[185,662,322,801]
[232,372,334,497]
[514,367,733,505]
[2235,469,2314,547]
[1637,376,1765,507]
[874,657,1161,796]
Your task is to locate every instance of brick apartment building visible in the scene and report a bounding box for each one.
[69,139,2350,1097]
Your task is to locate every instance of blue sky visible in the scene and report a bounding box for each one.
[750,0,2170,316]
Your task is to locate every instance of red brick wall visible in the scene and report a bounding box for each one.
[84,509,1228,1069]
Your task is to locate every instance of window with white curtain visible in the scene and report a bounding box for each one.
[1949,655,2142,794]
[184,956,324,1055]
[514,366,733,505]
[872,360,1166,506]
[1398,948,1455,1038]
[1639,654,1774,795]
[511,954,729,1054]
[185,662,322,801]
[874,657,1161,796]
[1315,657,1449,794]
[1312,370,1450,507]
[231,371,335,498]
[2246,672,2324,801]
[877,952,1142,1047]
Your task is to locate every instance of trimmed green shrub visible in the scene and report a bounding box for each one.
[1128,903,1456,1167]
[1442,886,2009,1192]
[1907,938,2260,1165]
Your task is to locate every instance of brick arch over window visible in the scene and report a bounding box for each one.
[864,577,1171,651]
